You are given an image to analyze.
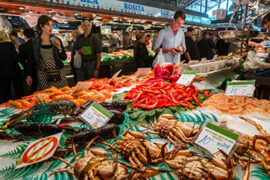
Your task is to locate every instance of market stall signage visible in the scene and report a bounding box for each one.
[15,133,62,169]
[136,68,151,78]
[225,81,255,97]
[177,72,196,86]
[124,3,144,12]
[195,122,238,155]
[80,102,112,128]
[80,0,99,4]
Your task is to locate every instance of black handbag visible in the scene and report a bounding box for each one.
[47,69,61,82]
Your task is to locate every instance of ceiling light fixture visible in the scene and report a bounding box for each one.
[74,12,79,16]
[17,6,25,10]
[47,9,53,13]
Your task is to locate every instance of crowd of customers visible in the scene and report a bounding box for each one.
[0,12,269,104]
[0,15,101,103]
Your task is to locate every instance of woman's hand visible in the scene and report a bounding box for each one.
[54,38,61,50]
[26,76,32,87]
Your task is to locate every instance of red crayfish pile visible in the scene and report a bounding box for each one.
[124,81,211,110]
[145,64,181,83]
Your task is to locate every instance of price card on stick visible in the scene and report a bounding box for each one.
[15,132,63,169]
[72,81,93,93]
[177,72,196,86]
[136,68,151,78]
[225,81,255,97]
[80,102,113,128]
[195,122,239,156]
[109,69,122,83]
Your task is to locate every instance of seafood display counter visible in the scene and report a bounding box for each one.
[0,64,270,180]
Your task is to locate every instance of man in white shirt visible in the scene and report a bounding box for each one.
[153,10,186,64]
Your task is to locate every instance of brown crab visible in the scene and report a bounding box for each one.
[99,125,172,177]
[50,136,127,180]
[165,149,235,180]
[142,114,200,148]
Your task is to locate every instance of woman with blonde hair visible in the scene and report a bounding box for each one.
[0,30,24,103]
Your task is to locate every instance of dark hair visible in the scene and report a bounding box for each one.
[203,31,210,37]
[187,27,194,32]
[146,34,151,38]
[262,13,270,26]
[173,10,186,21]
[23,28,35,39]
[10,30,18,37]
[37,15,52,34]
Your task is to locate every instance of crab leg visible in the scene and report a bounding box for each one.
[131,152,144,168]
[52,156,74,168]
[242,160,250,180]
[98,140,118,149]
[72,139,79,160]
[84,136,99,156]
[240,117,268,135]
[49,168,74,176]
[168,132,188,148]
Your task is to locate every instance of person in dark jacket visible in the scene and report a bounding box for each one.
[197,32,216,60]
[26,15,67,91]
[10,30,25,46]
[134,32,152,68]
[0,31,24,103]
[216,36,230,56]
[73,19,101,81]
[182,27,200,62]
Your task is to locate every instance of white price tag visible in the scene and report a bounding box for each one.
[80,102,113,128]
[109,69,122,83]
[176,72,196,86]
[195,122,238,155]
[136,68,151,78]
[225,81,255,97]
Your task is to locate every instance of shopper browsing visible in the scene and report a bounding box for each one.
[0,31,24,103]
[26,15,68,90]
[197,32,216,60]
[153,10,186,64]
[262,13,270,32]
[134,32,152,68]
[73,19,101,81]
[183,27,200,62]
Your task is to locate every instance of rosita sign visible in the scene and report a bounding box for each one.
[80,0,99,4]
[124,3,145,12]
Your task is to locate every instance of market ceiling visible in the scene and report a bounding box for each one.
[0,0,214,28]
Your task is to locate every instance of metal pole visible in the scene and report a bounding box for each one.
[200,0,202,13]
[225,0,241,30]
[225,0,229,19]
[218,0,221,8]
[243,3,248,30]
[205,0,208,14]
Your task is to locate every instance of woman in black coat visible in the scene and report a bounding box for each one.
[0,31,24,103]
[134,32,152,68]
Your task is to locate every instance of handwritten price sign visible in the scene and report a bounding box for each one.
[80,102,112,128]
[16,132,62,169]
[177,72,196,86]
[195,122,238,155]
[225,81,255,97]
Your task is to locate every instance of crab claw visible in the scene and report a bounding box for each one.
[134,167,171,178]
[90,148,110,157]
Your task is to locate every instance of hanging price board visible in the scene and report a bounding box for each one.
[79,102,113,128]
[15,133,62,169]
[225,81,255,97]
[176,72,196,86]
[194,122,238,156]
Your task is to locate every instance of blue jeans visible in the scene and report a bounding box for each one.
[75,60,96,82]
